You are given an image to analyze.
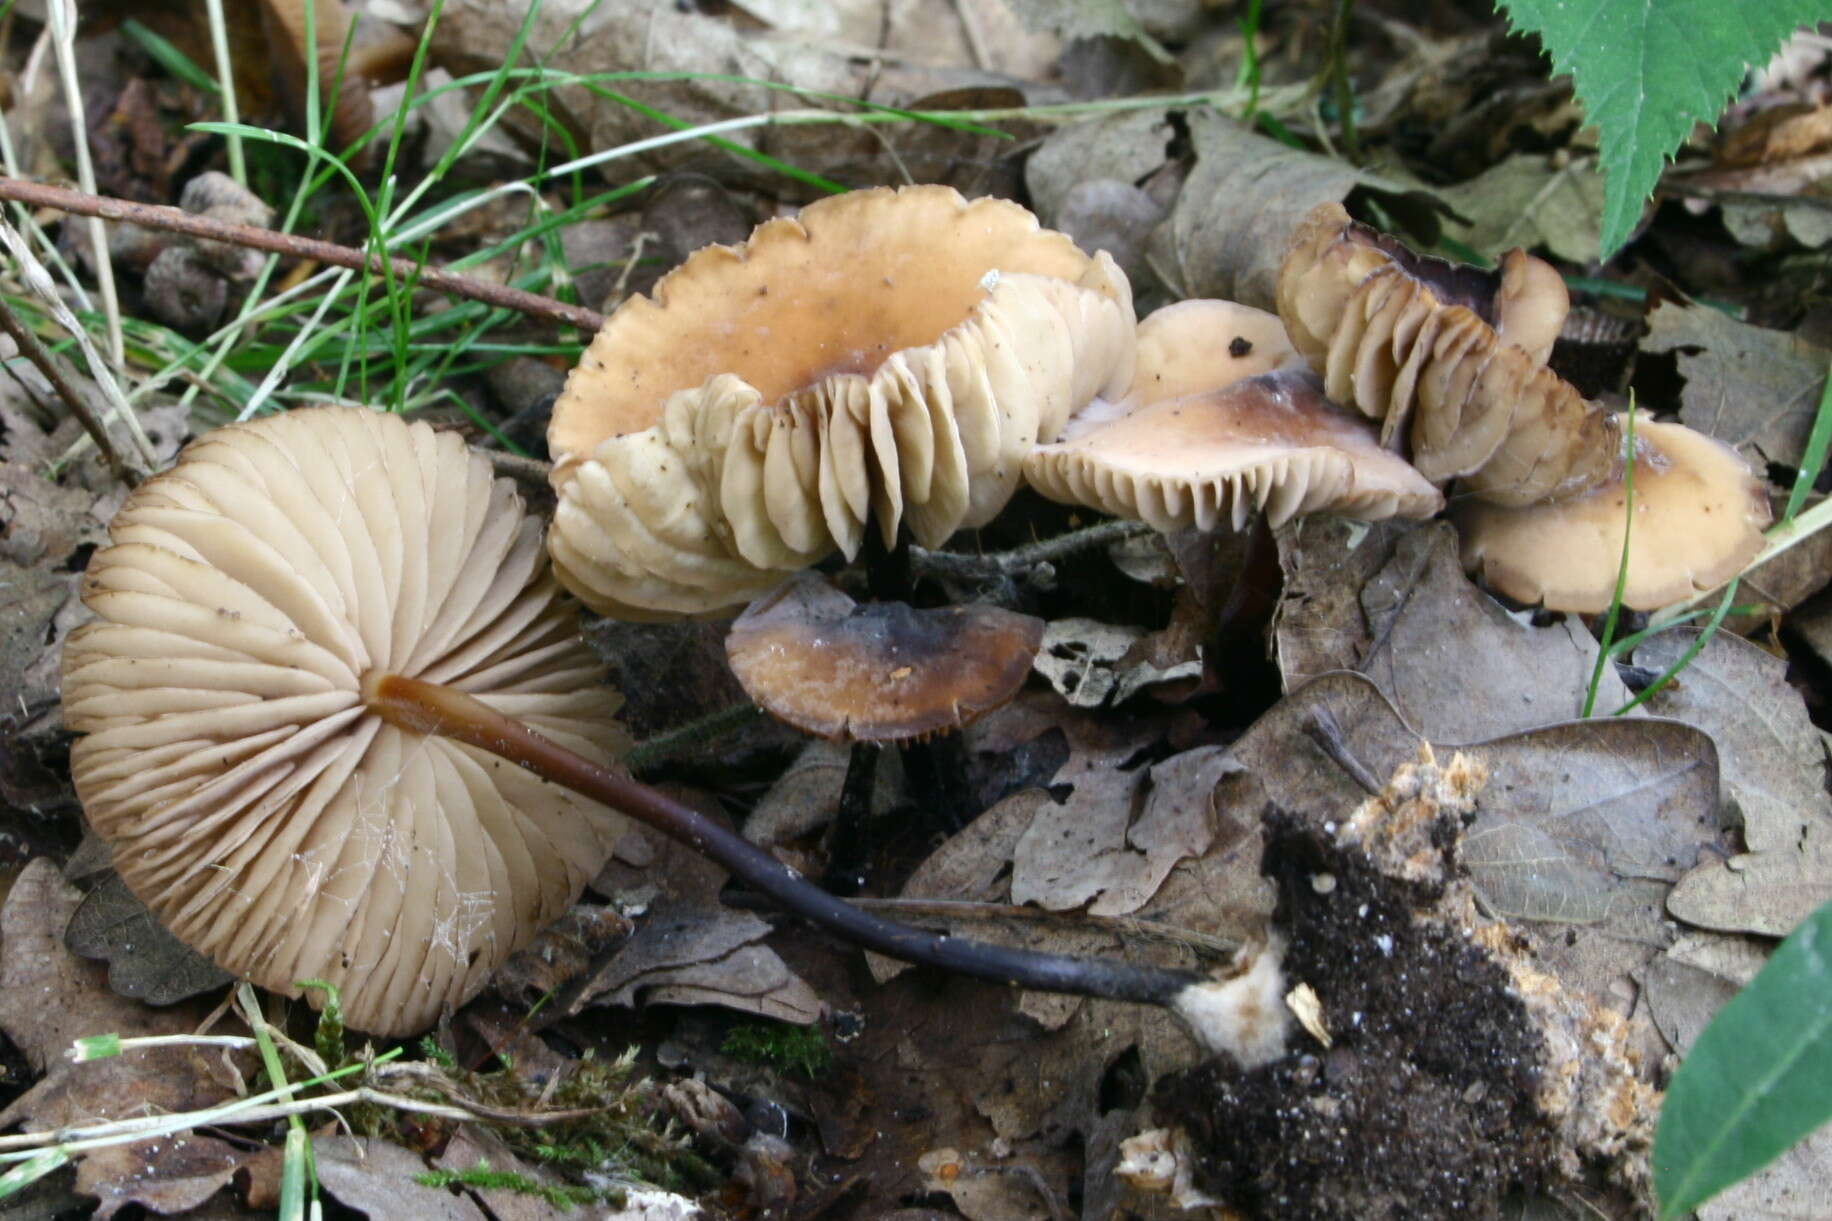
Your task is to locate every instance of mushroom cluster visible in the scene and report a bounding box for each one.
[63,407,630,1035]
[547,184,1137,619]
[1275,202,1770,611]
[64,406,1282,1046]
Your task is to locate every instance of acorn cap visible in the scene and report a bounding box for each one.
[1454,418,1771,612]
[724,573,1044,743]
[548,185,1136,619]
[1026,367,1443,533]
[61,407,629,1036]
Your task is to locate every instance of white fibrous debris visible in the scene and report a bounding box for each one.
[1468,914,1657,1191]
[1172,936,1291,1067]
[1337,742,1488,885]
[1115,1127,1222,1210]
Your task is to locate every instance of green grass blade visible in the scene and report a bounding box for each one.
[1583,401,1635,717]
[1654,898,1832,1218]
[121,19,219,94]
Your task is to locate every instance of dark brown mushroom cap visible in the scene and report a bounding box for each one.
[61,407,630,1036]
[725,573,1044,743]
[1455,418,1771,612]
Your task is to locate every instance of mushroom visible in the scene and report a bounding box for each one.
[1276,201,1608,500]
[724,573,1044,890]
[64,405,1273,1052]
[725,572,1044,745]
[1272,202,1771,609]
[1454,419,1770,612]
[62,406,630,1035]
[547,185,1137,619]
[1024,300,1443,533]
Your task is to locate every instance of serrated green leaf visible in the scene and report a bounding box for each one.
[1496,0,1832,258]
[1653,897,1832,1218]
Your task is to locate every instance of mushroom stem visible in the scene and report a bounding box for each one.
[362,672,1209,1011]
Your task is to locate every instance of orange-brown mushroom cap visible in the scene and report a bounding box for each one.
[1454,418,1771,612]
[547,185,1135,620]
[724,573,1044,743]
[61,407,630,1036]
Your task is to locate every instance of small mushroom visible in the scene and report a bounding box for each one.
[725,573,1044,744]
[1024,300,1442,533]
[63,407,629,1035]
[65,406,1268,1050]
[1454,419,1770,612]
[547,185,1136,619]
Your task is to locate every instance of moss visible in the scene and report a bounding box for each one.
[721,1020,833,1079]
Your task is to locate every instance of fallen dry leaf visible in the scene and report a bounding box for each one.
[313,1136,491,1221]
[1634,628,1832,852]
[1642,930,1768,1056]
[1149,111,1442,310]
[1358,523,1634,739]
[1645,298,1832,471]
[0,860,234,1135]
[1437,153,1607,264]
[1666,820,1832,937]
[1273,517,1417,689]
[74,1133,249,1221]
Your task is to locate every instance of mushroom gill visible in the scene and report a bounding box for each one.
[1025,300,1442,533]
[1273,202,1770,610]
[547,185,1136,619]
[62,407,630,1036]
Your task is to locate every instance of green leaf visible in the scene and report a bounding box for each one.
[1654,897,1832,1218]
[1496,0,1832,258]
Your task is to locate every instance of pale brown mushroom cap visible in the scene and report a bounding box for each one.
[548,185,1135,619]
[724,573,1044,743]
[62,407,629,1036]
[1123,299,1303,408]
[1454,418,1771,612]
[1026,368,1444,533]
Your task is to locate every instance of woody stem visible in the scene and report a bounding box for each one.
[362,671,1203,1008]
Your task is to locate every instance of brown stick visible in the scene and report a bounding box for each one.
[0,177,608,332]
[0,292,136,482]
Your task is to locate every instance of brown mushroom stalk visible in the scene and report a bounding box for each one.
[361,671,1232,1020]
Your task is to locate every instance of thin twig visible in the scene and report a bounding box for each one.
[0,216,159,469]
[910,518,1153,594]
[1301,707,1384,797]
[0,293,131,480]
[0,178,608,332]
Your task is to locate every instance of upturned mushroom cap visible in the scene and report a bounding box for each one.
[1454,418,1771,612]
[548,185,1136,619]
[61,407,630,1036]
[724,573,1044,743]
[1027,367,1443,533]
[1274,202,1609,503]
